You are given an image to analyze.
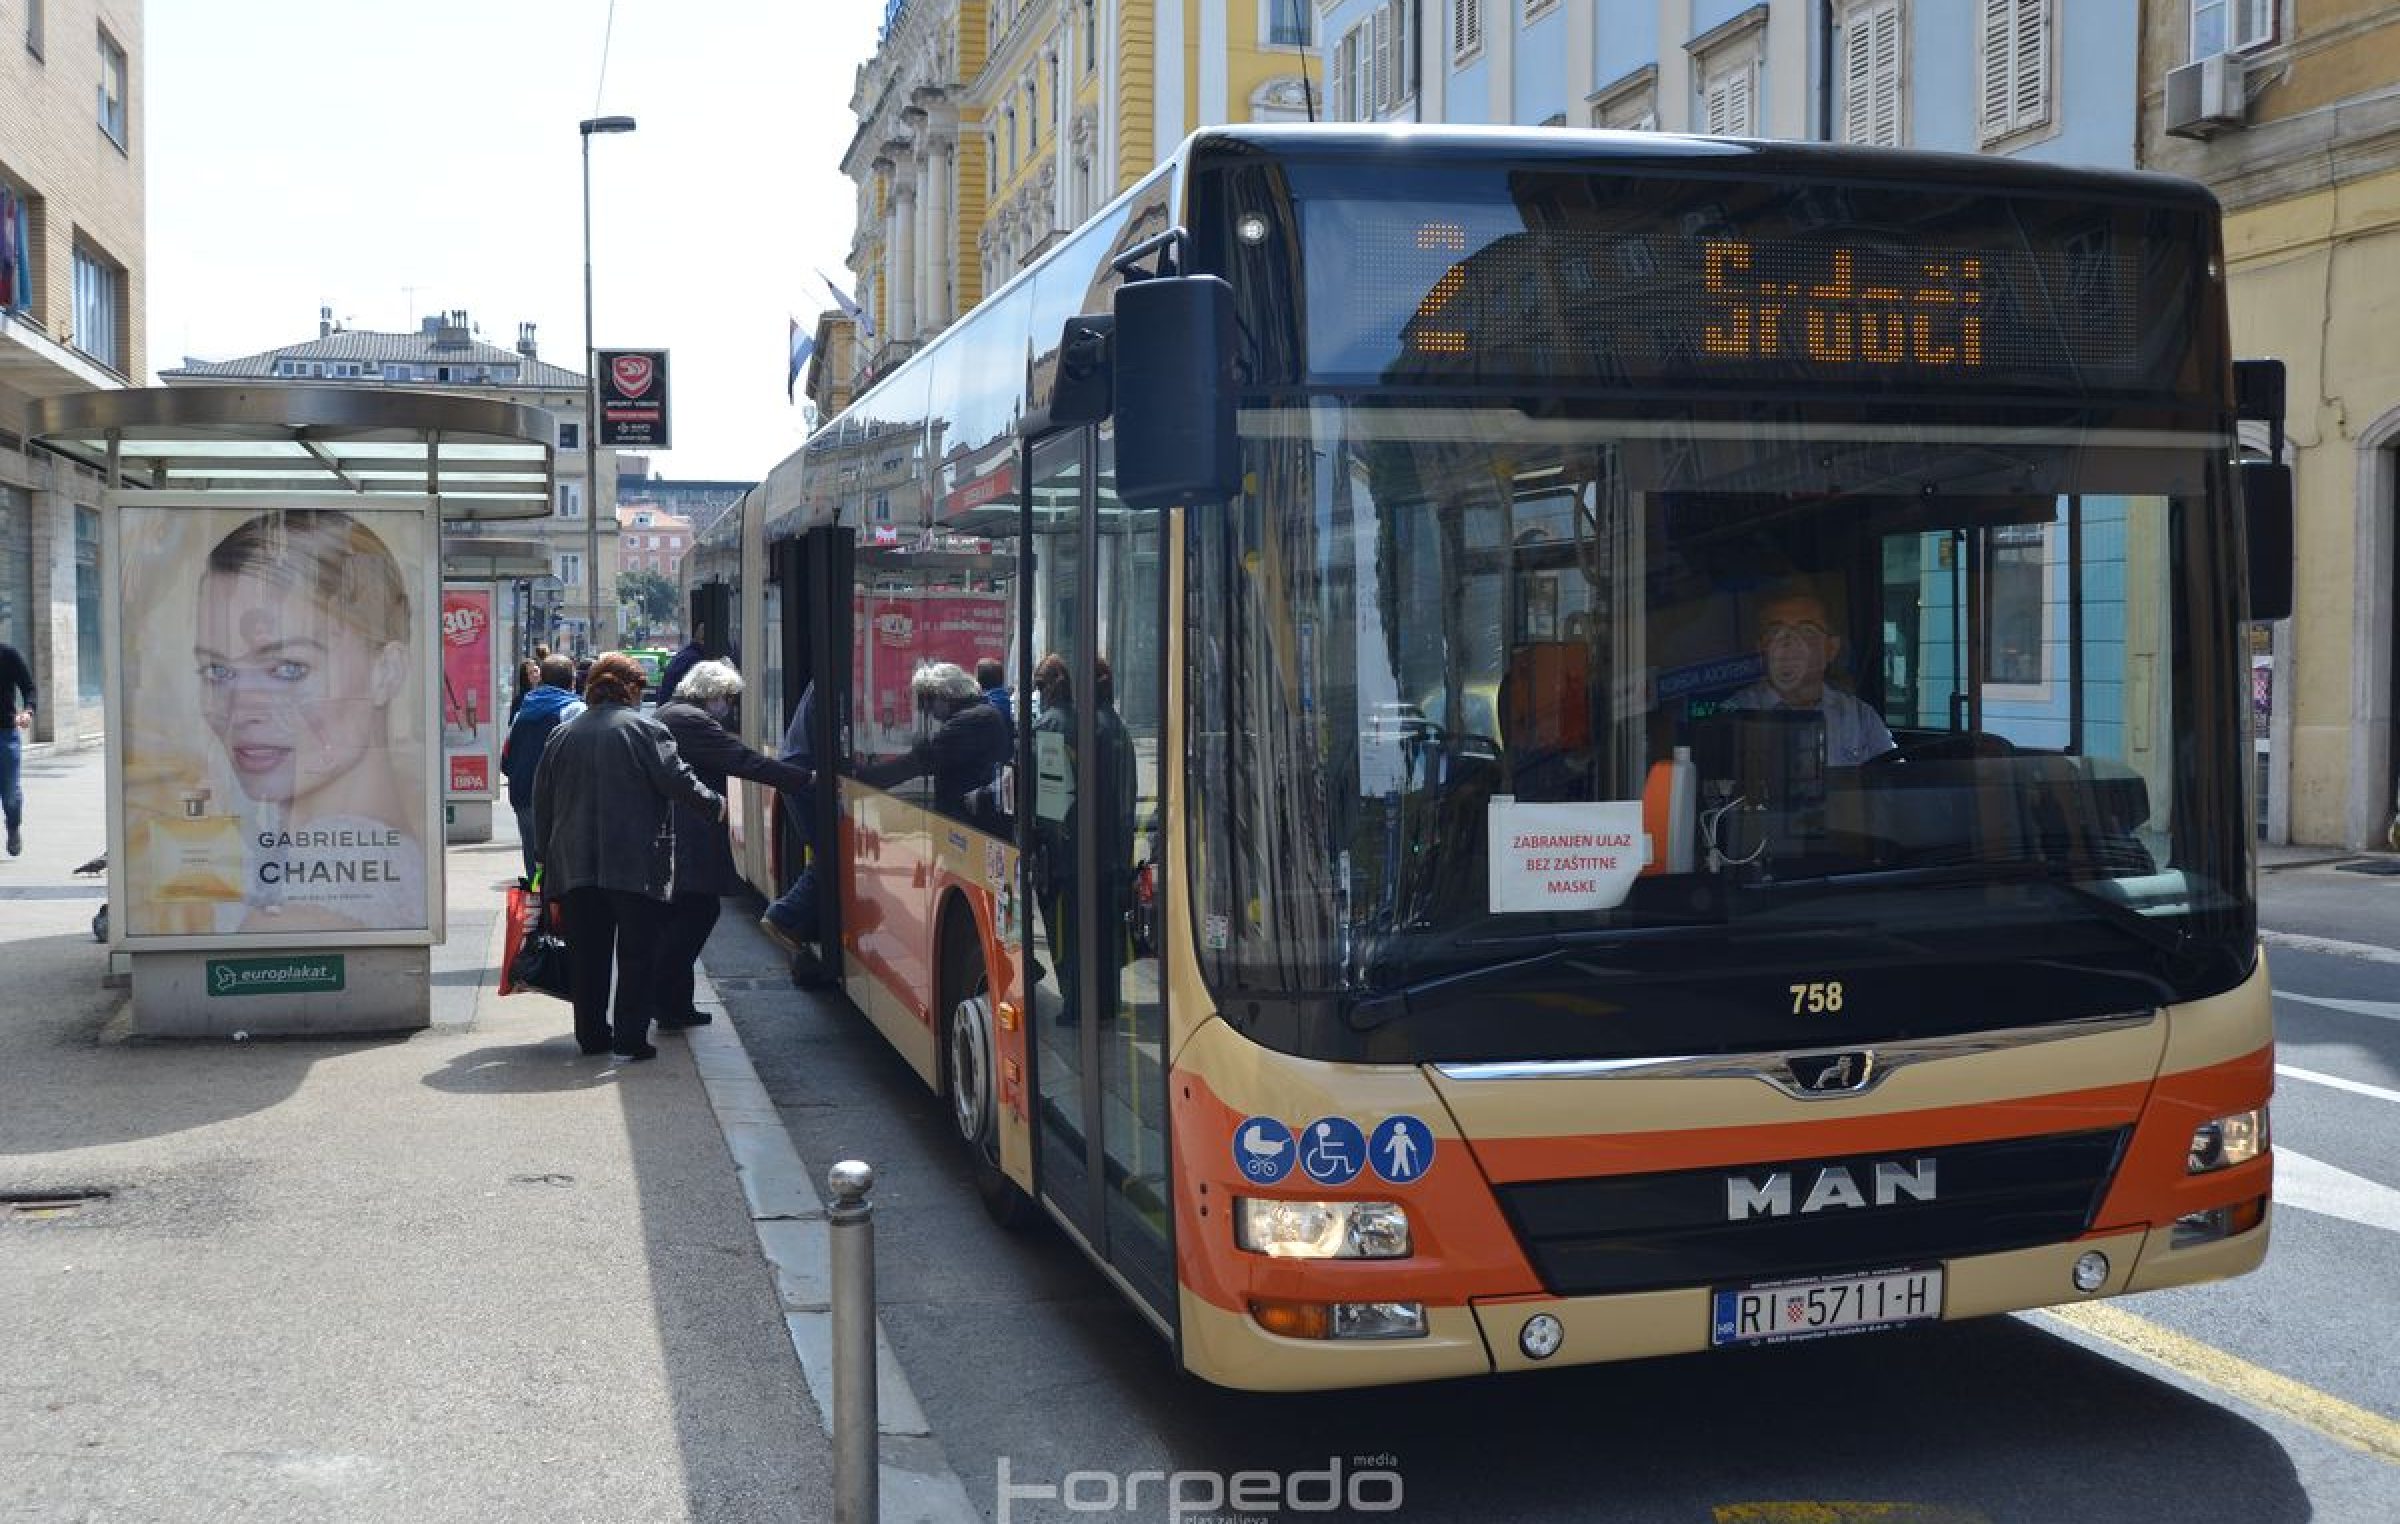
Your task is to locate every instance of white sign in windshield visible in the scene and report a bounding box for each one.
[1487,797,1648,914]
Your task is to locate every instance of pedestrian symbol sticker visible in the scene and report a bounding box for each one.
[1369,1115,1433,1184]
[1234,1117,1295,1184]
[1299,1117,1368,1186]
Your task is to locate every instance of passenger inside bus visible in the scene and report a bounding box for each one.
[1031,653,1136,1027]
[856,661,1012,825]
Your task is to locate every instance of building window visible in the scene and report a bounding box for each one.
[76,506,102,704]
[1452,0,1483,64]
[1977,0,2052,144]
[558,552,584,588]
[2193,0,2276,58]
[71,244,122,371]
[1084,1,1097,71]
[1026,78,1040,145]
[1590,66,1659,130]
[558,481,584,520]
[558,419,581,450]
[97,27,128,146]
[0,183,32,315]
[1266,0,1312,47]
[1696,45,1760,136]
[1839,0,1903,147]
[26,0,44,60]
[1985,523,2052,691]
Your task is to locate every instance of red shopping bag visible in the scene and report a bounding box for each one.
[498,882,571,999]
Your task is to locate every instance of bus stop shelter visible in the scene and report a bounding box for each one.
[34,387,553,1036]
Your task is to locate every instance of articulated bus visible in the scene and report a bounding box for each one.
[693,126,2294,1391]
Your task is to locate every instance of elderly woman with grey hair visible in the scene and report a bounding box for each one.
[651,660,816,1029]
[858,660,1013,823]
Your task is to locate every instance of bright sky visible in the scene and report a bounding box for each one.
[145,0,889,482]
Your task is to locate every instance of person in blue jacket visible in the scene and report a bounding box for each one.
[499,653,583,883]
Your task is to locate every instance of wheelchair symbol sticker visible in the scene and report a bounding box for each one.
[1369,1115,1433,1184]
[1298,1116,1368,1186]
[1233,1117,1295,1184]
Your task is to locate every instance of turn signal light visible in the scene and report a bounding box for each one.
[1248,1299,1428,1341]
[1250,1299,1331,1340]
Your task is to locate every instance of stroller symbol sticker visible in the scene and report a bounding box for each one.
[1299,1117,1367,1186]
[1369,1115,1433,1184]
[1233,1117,1295,1184]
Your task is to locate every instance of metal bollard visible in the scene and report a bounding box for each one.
[828,1159,879,1524]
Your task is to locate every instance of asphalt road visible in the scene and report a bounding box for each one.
[712,859,2400,1524]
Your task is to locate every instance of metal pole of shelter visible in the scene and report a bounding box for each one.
[579,114,636,655]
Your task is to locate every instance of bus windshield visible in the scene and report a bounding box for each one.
[1190,399,2253,1060]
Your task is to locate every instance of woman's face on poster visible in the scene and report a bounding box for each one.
[196,567,403,808]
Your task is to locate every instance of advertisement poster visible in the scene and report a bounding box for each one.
[440,586,495,797]
[116,502,436,942]
[596,348,672,448]
[852,586,1012,759]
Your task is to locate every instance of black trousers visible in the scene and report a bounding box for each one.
[653,893,721,1023]
[560,886,665,1052]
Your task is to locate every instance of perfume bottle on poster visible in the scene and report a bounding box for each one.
[149,787,244,903]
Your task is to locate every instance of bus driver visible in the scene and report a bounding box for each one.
[1724,583,1896,766]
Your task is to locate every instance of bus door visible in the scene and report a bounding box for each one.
[1024,426,1175,1319]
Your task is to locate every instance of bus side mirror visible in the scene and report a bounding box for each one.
[1044,315,1116,427]
[2241,459,2292,623]
[1114,275,1240,511]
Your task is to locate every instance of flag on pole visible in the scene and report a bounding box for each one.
[819,268,876,339]
[788,317,814,403]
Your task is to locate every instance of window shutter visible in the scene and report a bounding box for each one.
[1841,1,1902,147]
[1331,33,1351,119]
[1978,0,2013,138]
[1704,61,1752,137]
[1372,7,1393,113]
[2010,0,2051,133]
[1979,0,2050,142]
[1455,0,1481,60]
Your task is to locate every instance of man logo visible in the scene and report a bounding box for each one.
[1727,1158,1939,1220]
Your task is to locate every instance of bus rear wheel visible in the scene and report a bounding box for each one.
[943,933,1034,1229]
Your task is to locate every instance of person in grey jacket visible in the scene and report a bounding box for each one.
[652,661,813,1030]
[532,651,724,1061]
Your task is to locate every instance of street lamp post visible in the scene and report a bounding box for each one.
[578,113,636,655]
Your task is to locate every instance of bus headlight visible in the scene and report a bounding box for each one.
[1236,1198,1412,1259]
[2187,1107,2268,1173]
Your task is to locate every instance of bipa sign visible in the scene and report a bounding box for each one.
[997,1456,1401,1523]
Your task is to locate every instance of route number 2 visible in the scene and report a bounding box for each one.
[1790,981,1845,1015]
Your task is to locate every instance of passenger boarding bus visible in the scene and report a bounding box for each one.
[697,126,2293,1391]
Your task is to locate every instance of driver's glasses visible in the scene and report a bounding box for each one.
[1762,621,1830,649]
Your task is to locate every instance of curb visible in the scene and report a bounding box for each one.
[686,968,981,1524]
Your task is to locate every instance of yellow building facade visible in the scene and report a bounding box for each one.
[826,0,1319,399]
[2144,0,2400,849]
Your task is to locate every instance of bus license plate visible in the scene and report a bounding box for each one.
[1711,1267,1943,1347]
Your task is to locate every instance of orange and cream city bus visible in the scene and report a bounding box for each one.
[693,125,2293,1391]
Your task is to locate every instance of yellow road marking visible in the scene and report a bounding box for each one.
[1714,1506,1990,1523]
[2040,1302,2400,1463]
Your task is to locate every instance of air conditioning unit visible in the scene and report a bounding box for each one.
[2165,54,2246,139]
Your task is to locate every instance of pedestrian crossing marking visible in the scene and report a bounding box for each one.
[2277,990,2400,1023]
[2273,1147,2400,1235]
[2277,1063,2400,1107]
[2040,1303,2400,1465]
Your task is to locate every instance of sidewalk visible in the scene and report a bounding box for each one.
[0,746,969,1523]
